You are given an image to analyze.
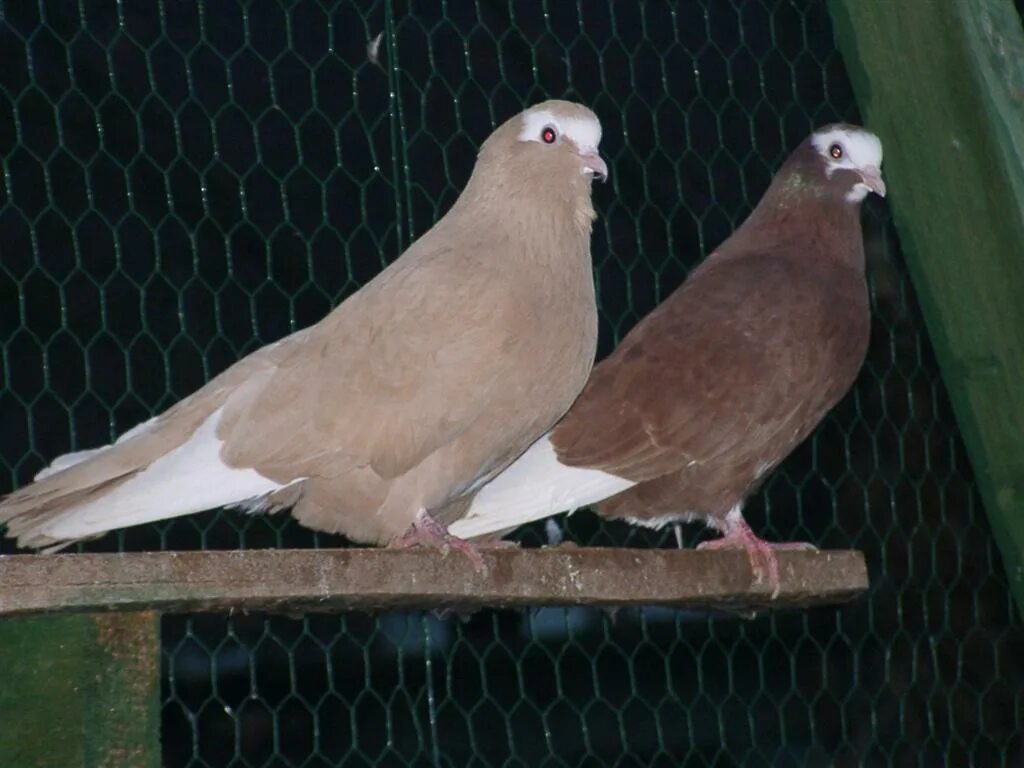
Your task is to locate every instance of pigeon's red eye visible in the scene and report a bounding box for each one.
[541,126,557,144]
[829,143,843,159]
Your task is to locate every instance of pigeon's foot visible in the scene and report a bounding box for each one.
[697,517,816,599]
[391,510,487,572]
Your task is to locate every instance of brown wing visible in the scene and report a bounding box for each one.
[551,250,869,482]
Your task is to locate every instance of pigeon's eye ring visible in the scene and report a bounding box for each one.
[541,126,558,144]
[829,143,843,159]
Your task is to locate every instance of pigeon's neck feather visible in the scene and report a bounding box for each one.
[448,163,597,270]
[726,168,867,272]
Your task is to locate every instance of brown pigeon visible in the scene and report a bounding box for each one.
[0,99,608,558]
[449,124,885,592]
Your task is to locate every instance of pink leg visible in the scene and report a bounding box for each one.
[697,513,816,598]
[390,509,487,572]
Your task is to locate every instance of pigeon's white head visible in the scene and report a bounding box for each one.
[811,125,886,202]
[515,101,608,182]
[464,100,607,233]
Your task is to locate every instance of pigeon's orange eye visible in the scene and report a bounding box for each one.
[829,143,843,159]
[541,126,557,144]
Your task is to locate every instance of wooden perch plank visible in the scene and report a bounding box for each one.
[0,548,867,618]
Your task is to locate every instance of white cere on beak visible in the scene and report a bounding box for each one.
[811,126,886,202]
[518,108,606,179]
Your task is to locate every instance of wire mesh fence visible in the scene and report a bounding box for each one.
[0,1,1021,765]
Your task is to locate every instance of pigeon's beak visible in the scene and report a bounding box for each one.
[859,165,886,197]
[578,149,609,182]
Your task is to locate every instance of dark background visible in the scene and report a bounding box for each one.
[0,1,1021,766]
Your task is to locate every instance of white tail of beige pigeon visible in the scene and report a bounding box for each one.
[20,408,295,551]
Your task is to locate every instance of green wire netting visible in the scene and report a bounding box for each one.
[1,1,1022,766]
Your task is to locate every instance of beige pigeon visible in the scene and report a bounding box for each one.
[0,99,608,558]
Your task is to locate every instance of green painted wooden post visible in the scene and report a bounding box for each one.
[829,0,1024,615]
[0,613,160,768]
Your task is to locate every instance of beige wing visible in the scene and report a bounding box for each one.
[220,247,540,483]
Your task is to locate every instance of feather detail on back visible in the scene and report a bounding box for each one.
[33,417,159,481]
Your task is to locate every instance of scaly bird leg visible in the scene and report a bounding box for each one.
[697,510,816,599]
[391,509,487,572]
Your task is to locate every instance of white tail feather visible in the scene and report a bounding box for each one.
[34,447,106,481]
[34,417,159,481]
[36,408,293,542]
[448,434,635,540]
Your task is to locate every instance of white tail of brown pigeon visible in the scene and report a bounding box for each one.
[449,433,634,539]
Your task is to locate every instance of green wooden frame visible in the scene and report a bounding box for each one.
[830,0,1024,616]
[0,613,160,768]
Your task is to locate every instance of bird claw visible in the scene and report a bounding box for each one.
[697,519,816,599]
[391,511,488,573]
